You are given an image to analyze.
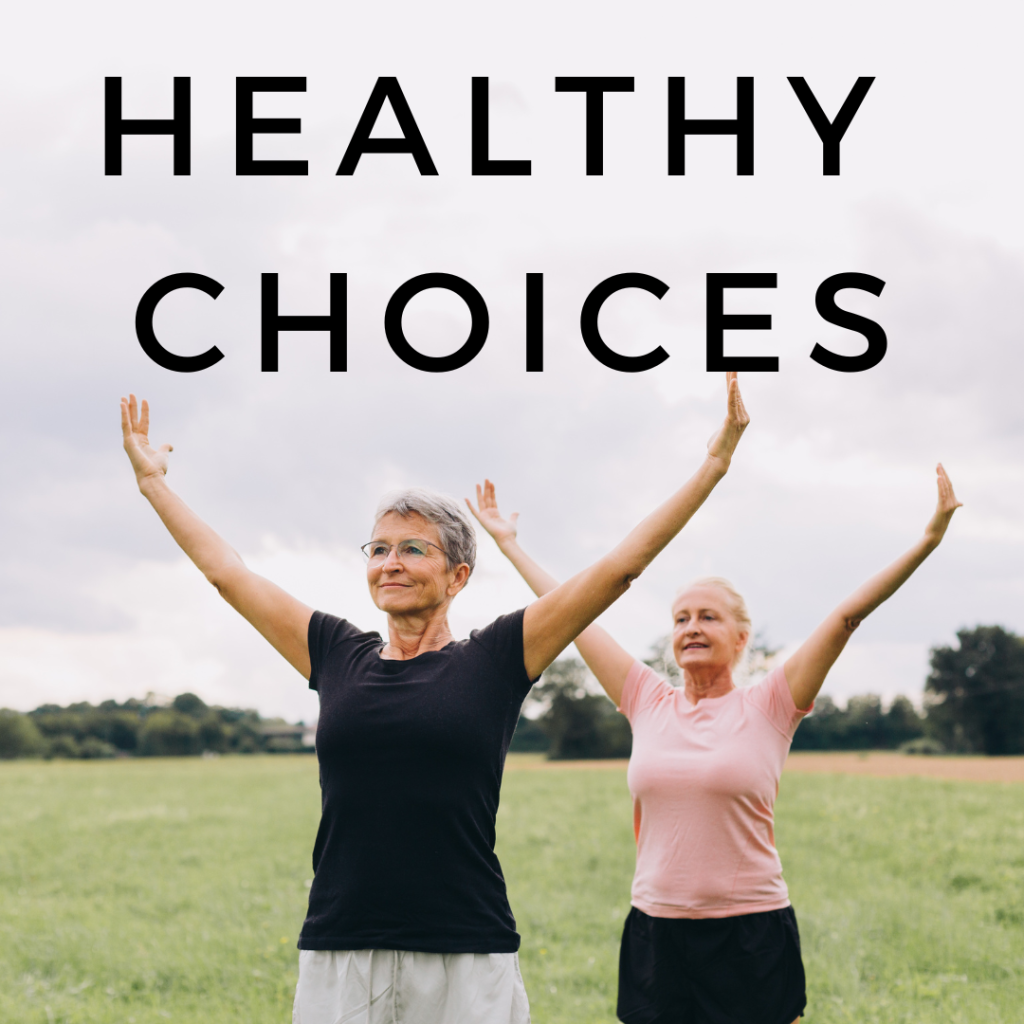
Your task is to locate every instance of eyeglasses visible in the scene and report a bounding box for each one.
[360,538,447,566]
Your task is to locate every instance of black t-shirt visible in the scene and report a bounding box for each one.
[297,608,535,953]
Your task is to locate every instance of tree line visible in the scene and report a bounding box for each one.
[3,625,1021,761]
[510,625,1024,759]
[0,692,311,760]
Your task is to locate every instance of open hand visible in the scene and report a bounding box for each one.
[120,394,173,486]
[924,463,963,546]
[466,480,519,547]
[706,372,750,466]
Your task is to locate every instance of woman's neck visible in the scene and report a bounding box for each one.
[382,607,455,660]
[681,663,736,705]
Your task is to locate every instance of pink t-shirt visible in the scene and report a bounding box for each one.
[619,662,811,919]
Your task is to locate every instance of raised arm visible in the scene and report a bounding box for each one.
[121,395,313,678]
[784,464,962,710]
[478,373,748,682]
[467,482,635,704]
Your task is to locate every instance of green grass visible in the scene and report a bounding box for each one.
[0,757,317,1024]
[0,757,1022,1023]
[778,773,1024,1024]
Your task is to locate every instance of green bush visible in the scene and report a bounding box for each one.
[0,710,45,759]
[46,734,81,759]
[899,736,946,755]
[78,736,118,759]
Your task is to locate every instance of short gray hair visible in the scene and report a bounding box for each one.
[373,488,477,575]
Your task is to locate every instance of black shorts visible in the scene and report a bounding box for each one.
[617,905,807,1024]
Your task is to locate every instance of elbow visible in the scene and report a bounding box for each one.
[204,569,229,597]
[204,562,241,599]
[610,563,644,598]
[616,572,638,596]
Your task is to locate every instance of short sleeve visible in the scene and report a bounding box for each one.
[745,666,813,739]
[618,661,676,723]
[468,608,534,700]
[307,612,373,692]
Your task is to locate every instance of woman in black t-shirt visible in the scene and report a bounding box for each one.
[119,374,749,1024]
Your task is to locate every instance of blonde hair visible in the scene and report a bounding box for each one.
[675,577,751,667]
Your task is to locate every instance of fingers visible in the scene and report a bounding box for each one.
[139,398,151,438]
[477,479,498,513]
[936,462,964,510]
[128,393,139,432]
[466,480,516,536]
[466,482,491,522]
[725,372,739,407]
[120,398,132,443]
[726,374,750,425]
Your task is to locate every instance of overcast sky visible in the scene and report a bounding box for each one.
[1,0,1022,722]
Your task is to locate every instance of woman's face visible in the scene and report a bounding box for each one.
[671,586,748,671]
[365,511,467,616]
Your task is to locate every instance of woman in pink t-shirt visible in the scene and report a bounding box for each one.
[469,441,961,1024]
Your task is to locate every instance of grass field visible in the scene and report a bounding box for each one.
[1,755,1022,1023]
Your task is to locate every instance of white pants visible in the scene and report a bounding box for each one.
[293,949,531,1024]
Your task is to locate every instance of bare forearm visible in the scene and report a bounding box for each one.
[787,533,942,710]
[836,535,938,627]
[522,455,728,679]
[138,475,313,675]
[139,475,244,585]
[552,454,728,616]
[499,541,635,701]
[602,455,728,585]
[497,539,560,598]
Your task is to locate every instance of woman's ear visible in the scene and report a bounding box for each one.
[447,563,472,597]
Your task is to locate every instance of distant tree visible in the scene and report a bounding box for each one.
[0,710,46,759]
[139,710,202,757]
[4,693,309,759]
[533,658,631,760]
[220,709,264,753]
[98,711,141,752]
[882,695,925,748]
[643,635,679,682]
[842,694,886,749]
[172,692,209,718]
[509,715,550,753]
[745,632,782,679]
[198,715,228,752]
[792,692,924,751]
[925,626,1024,754]
[30,707,87,741]
[29,702,142,752]
[791,694,844,750]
